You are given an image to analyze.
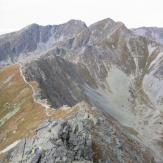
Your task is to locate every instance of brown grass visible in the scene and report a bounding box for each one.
[0,64,55,150]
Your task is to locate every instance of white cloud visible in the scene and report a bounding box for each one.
[0,0,163,34]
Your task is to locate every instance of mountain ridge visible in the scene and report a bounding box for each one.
[1,18,163,162]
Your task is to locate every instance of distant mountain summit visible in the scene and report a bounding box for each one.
[132,27,163,44]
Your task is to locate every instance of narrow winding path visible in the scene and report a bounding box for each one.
[18,64,51,116]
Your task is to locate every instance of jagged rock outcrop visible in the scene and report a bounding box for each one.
[0,102,155,163]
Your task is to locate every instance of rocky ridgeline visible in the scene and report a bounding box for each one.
[1,102,155,163]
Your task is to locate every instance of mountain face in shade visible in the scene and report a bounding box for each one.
[0,18,163,162]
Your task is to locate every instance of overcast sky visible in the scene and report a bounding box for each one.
[0,0,163,34]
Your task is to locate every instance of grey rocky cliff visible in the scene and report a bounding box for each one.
[1,102,155,163]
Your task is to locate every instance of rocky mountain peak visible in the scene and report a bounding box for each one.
[67,19,87,27]
[22,23,40,31]
[89,18,115,27]
[132,27,163,44]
